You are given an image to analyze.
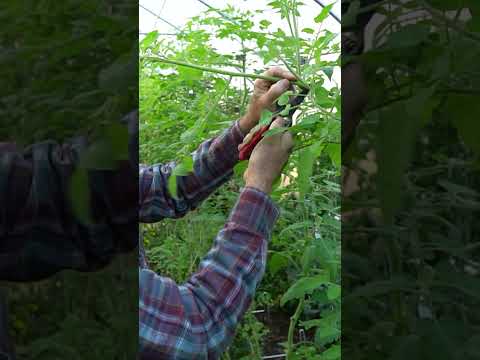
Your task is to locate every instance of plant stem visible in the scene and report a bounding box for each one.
[240,42,249,113]
[279,56,305,86]
[286,297,305,359]
[291,1,302,76]
[307,22,324,65]
[284,0,302,76]
[144,56,309,89]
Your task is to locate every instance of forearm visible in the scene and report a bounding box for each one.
[139,187,279,358]
[139,120,245,222]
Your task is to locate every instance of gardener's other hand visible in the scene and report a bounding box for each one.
[242,117,293,194]
[239,67,296,134]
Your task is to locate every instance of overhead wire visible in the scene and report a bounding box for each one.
[195,0,241,26]
[139,4,182,32]
[197,0,340,25]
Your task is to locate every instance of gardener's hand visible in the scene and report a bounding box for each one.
[242,117,293,194]
[239,67,296,134]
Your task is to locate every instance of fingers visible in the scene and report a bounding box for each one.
[264,66,296,81]
[283,132,294,152]
[238,131,254,151]
[239,117,293,153]
[262,79,291,106]
[270,116,288,128]
[270,117,294,151]
[254,67,296,92]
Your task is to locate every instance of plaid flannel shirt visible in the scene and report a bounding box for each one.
[0,111,139,281]
[139,121,279,359]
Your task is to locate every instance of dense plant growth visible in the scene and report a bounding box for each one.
[343,1,480,359]
[140,1,341,359]
[1,1,138,359]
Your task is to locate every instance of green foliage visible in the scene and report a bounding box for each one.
[1,1,137,358]
[343,1,480,359]
[0,0,137,144]
[6,255,137,360]
[140,1,340,358]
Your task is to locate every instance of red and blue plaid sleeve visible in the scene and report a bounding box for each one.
[139,186,279,359]
[139,121,245,222]
[0,111,138,281]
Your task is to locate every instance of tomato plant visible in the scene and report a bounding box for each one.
[342,1,480,359]
[140,1,341,358]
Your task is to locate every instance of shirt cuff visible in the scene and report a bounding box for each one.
[232,120,246,141]
[227,187,280,240]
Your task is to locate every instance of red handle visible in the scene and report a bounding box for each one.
[238,125,270,160]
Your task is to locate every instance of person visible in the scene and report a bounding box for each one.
[0,67,297,359]
[139,67,296,359]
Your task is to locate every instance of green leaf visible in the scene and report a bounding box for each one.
[377,87,437,223]
[259,19,271,28]
[269,253,289,275]
[315,325,341,348]
[234,160,248,177]
[281,272,329,306]
[302,310,340,330]
[70,167,92,225]
[302,27,315,34]
[314,3,334,24]
[385,24,431,49]
[178,67,203,81]
[314,84,334,108]
[326,283,341,300]
[342,0,360,28]
[167,157,194,198]
[175,156,194,175]
[168,175,178,199]
[319,344,340,359]
[263,126,288,138]
[140,30,158,49]
[267,1,282,9]
[323,66,334,80]
[298,146,315,200]
[325,143,340,168]
[259,109,273,125]
[280,103,291,116]
[297,142,323,200]
[277,91,292,106]
[280,221,314,237]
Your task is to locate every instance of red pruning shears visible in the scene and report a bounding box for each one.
[239,85,309,161]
